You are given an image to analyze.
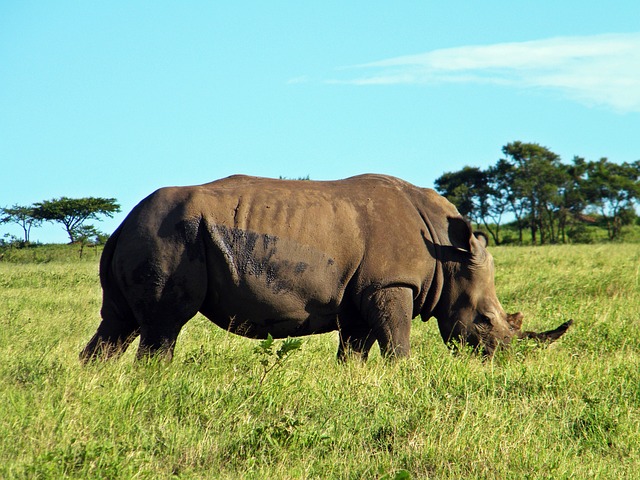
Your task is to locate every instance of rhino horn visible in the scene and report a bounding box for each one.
[517,319,573,343]
[507,312,524,330]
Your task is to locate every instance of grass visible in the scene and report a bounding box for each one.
[1,244,639,479]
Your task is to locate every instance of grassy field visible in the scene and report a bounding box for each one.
[1,244,639,479]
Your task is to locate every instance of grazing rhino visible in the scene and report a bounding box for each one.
[81,174,571,362]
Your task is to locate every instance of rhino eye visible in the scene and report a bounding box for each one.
[474,314,492,326]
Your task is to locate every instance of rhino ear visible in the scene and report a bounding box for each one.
[447,217,487,260]
[447,216,475,252]
[473,231,489,248]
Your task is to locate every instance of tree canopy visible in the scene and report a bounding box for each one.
[0,204,42,243]
[435,142,640,244]
[582,159,640,240]
[2,147,639,246]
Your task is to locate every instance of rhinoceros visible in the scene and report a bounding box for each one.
[81,174,571,362]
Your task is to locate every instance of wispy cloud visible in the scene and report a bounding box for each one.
[329,33,640,113]
[287,75,311,85]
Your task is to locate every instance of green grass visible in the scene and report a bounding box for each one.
[0,242,104,263]
[1,244,639,479]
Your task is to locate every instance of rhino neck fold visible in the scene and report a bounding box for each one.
[417,212,445,321]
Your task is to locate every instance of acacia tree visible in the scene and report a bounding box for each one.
[33,197,120,243]
[0,204,42,243]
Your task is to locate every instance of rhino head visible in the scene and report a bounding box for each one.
[432,218,572,356]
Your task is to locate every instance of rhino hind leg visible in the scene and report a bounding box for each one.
[80,303,139,362]
[337,320,376,361]
[137,322,182,361]
[133,295,203,361]
[362,286,414,358]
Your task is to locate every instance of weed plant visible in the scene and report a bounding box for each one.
[1,244,639,478]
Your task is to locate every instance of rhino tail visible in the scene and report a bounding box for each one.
[99,224,122,289]
[98,224,137,326]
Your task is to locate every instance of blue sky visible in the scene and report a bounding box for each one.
[2,1,639,243]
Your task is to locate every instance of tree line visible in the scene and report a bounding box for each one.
[435,141,640,245]
[1,197,120,245]
[3,145,640,247]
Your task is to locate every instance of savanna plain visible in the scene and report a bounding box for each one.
[1,243,639,479]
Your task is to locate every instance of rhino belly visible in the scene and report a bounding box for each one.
[200,283,341,339]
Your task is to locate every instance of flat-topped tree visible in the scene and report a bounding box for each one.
[34,197,120,243]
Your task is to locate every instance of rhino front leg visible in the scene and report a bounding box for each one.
[362,286,414,358]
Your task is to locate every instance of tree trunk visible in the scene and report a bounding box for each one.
[482,219,501,246]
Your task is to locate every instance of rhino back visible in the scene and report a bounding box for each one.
[200,174,434,286]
